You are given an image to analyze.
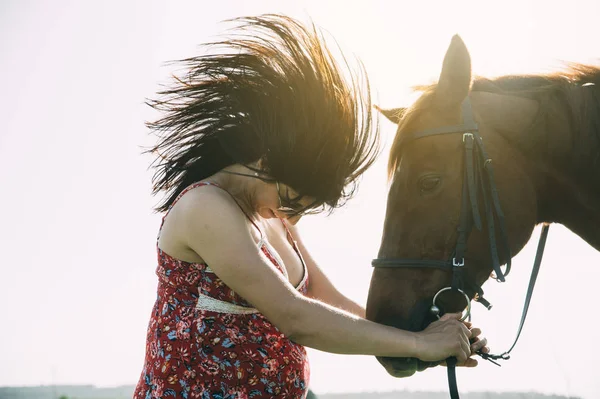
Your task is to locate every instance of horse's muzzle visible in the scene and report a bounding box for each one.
[377,356,439,378]
[373,300,443,377]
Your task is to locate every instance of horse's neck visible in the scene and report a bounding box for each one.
[473,88,600,250]
[541,83,600,250]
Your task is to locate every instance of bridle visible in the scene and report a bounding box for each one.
[371,97,551,399]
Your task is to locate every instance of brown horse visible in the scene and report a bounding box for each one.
[365,35,600,378]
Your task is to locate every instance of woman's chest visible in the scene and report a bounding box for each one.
[262,220,306,288]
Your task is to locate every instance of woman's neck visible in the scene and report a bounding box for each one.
[206,164,259,218]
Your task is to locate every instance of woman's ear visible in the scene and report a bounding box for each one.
[254,158,268,171]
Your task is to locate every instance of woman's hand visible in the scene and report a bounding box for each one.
[463,320,489,367]
[414,313,489,367]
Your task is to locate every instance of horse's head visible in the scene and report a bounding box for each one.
[366,35,542,377]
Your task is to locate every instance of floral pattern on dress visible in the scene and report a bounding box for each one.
[134,182,310,399]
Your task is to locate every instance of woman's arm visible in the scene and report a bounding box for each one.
[170,186,478,364]
[285,222,365,318]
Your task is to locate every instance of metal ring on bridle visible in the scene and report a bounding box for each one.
[431,287,472,321]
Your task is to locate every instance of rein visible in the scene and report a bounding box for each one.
[371,97,551,399]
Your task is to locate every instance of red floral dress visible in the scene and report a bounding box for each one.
[134,182,310,399]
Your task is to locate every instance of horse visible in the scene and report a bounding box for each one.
[365,34,600,379]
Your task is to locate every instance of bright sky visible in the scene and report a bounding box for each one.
[2,1,599,398]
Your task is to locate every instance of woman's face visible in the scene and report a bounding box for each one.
[250,178,316,224]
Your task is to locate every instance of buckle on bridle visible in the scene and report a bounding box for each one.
[462,132,474,142]
[452,258,465,267]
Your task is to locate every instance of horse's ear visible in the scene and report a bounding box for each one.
[374,105,406,124]
[436,35,472,108]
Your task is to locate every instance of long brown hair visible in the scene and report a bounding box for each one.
[146,14,380,213]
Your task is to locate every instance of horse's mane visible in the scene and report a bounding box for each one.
[388,63,600,178]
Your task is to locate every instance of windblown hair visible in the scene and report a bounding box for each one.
[146,14,379,213]
[388,63,600,178]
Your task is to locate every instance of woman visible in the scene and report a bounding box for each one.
[134,14,488,399]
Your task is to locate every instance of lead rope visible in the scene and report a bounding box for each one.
[446,223,550,399]
[447,357,460,399]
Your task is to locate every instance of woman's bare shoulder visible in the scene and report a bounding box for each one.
[159,183,259,262]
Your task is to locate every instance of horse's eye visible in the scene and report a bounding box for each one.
[419,175,441,192]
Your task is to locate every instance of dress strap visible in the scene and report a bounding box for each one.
[279,218,299,252]
[212,185,265,243]
[279,218,309,289]
[157,181,264,243]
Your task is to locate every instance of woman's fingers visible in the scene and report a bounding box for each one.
[471,337,489,353]
[460,322,472,339]
[469,327,481,338]
[461,357,479,367]
[456,333,471,364]
[440,312,463,321]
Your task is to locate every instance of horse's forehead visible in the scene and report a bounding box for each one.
[395,104,450,146]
